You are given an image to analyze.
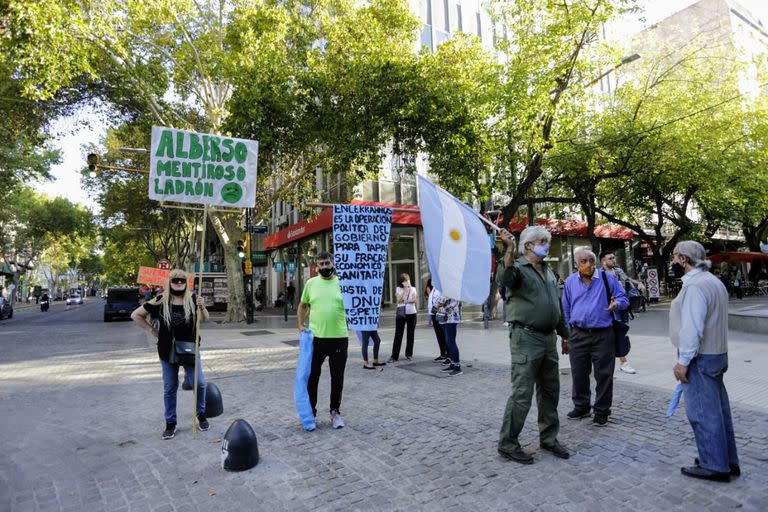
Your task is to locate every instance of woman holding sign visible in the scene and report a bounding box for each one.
[388,273,418,363]
[130,269,209,440]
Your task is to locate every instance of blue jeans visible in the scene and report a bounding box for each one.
[361,330,381,362]
[161,358,206,423]
[442,323,460,365]
[683,353,739,473]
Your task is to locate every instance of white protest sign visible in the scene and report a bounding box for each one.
[332,205,392,331]
[149,126,258,208]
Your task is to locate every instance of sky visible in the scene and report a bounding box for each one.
[35,0,768,211]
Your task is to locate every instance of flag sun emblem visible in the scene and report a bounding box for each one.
[449,229,461,241]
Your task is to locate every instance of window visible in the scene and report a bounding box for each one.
[443,0,450,32]
[456,4,463,32]
[476,12,481,38]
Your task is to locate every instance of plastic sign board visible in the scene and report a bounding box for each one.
[274,262,284,273]
[157,258,171,270]
[149,126,258,208]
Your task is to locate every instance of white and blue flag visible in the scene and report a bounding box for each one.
[418,175,491,305]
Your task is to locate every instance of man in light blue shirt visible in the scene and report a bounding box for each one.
[670,241,739,483]
[561,248,628,427]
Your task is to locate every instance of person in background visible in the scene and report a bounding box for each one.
[670,241,740,482]
[425,278,449,362]
[432,288,463,376]
[287,282,296,310]
[388,273,417,362]
[600,250,645,375]
[360,330,386,370]
[733,269,744,300]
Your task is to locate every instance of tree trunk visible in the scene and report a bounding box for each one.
[209,211,246,323]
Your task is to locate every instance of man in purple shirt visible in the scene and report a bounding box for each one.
[561,248,629,426]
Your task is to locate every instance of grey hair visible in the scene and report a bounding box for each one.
[519,226,552,255]
[574,247,597,262]
[674,241,712,271]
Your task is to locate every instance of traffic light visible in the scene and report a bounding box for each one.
[87,153,101,178]
[236,240,245,259]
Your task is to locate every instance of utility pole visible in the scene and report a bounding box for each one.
[243,208,255,324]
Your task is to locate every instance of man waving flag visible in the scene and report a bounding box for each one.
[418,175,491,305]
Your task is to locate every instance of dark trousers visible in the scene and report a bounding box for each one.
[568,327,615,417]
[442,322,460,365]
[307,337,348,415]
[498,327,560,452]
[391,313,416,359]
[361,331,381,362]
[430,315,448,357]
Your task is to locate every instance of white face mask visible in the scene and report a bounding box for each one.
[403,281,411,287]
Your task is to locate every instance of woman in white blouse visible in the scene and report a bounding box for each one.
[388,273,418,362]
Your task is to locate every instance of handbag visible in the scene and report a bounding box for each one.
[170,338,197,366]
[600,271,631,358]
[396,305,406,319]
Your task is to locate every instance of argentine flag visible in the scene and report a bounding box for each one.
[418,175,491,305]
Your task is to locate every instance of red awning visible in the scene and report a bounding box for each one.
[263,201,421,249]
[503,217,635,240]
[708,252,768,264]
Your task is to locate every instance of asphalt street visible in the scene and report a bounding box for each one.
[1,298,767,511]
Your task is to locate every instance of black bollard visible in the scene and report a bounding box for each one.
[222,419,259,472]
[204,382,223,417]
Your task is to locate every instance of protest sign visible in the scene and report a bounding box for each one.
[332,205,392,330]
[137,266,195,288]
[149,126,258,208]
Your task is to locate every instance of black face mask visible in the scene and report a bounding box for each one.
[318,267,335,278]
[671,262,685,275]
[170,288,186,296]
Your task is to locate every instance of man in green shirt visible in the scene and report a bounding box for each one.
[297,251,349,429]
[496,226,571,464]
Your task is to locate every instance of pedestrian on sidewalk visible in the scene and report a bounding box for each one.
[130,269,210,440]
[360,330,386,369]
[600,250,643,374]
[432,288,463,376]
[388,273,417,362]
[670,241,740,482]
[562,248,629,427]
[425,278,448,361]
[297,251,348,429]
[496,226,570,464]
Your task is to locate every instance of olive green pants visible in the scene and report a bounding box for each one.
[498,327,560,453]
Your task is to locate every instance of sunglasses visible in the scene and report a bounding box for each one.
[170,278,187,285]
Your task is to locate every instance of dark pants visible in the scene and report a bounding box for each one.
[430,315,448,357]
[307,337,348,415]
[684,354,739,473]
[498,327,560,452]
[361,331,381,362]
[568,326,615,417]
[391,313,416,360]
[442,322,460,365]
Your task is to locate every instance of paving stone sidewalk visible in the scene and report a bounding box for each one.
[2,332,767,512]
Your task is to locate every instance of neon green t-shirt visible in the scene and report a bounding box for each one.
[300,276,348,338]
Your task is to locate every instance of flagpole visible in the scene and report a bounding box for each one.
[192,204,208,440]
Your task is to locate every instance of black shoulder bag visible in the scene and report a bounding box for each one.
[601,270,631,357]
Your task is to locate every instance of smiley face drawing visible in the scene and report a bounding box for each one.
[221,183,243,204]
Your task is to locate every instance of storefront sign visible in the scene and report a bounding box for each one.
[149,126,258,207]
[332,205,392,330]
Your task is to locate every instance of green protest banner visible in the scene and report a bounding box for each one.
[149,126,258,208]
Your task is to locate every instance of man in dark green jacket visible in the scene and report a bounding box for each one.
[496,226,570,464]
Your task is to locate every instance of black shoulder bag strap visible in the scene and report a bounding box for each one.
[600,270,613,311]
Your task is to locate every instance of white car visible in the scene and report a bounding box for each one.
[66,295,84,305]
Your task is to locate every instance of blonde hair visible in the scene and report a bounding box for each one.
[151,269,195,328]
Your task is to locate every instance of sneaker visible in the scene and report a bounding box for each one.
[448,368,463,376]
[592,415,608,427]
[386,357,397,364]
[330,410,345,429]
[441,358,451,366]
[566,409,591,420]
[503,322,509,327]
[433,356,446,362]
[197,414,209,431]
[405,356,412,361]
[441,364,457,373]
[162,422,176,440]
[619,362,637,374]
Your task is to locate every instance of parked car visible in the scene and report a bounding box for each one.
[66,294,84,305]
[104,287,141,322]
[0,297,13,320]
